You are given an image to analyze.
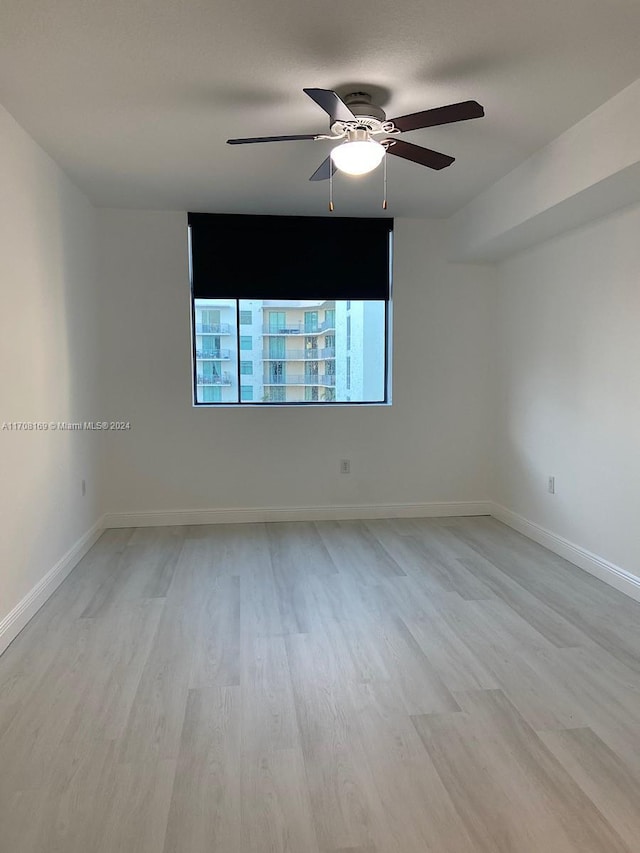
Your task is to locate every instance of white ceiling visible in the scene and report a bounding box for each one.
[2,0,640,217]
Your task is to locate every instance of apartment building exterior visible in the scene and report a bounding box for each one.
[193,298,385,403]
[193,299,237,403]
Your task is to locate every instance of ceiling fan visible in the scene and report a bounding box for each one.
[227,88,484,182]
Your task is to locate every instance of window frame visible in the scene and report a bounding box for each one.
[189,226,393,408]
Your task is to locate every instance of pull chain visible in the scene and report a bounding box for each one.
[329,165,334,212]
[382,153,388,210]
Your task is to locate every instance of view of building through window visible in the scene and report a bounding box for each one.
[193,299,387,404]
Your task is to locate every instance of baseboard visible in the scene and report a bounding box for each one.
[490,503,640,603]
[0,516,105,656]
[103,500,493,529]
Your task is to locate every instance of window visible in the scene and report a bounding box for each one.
[189,213,392,405]
[268,311,285,333]
[201,386,222,403]
[304,311,318,333]
[198,308,220,332]
[266,387,286,402]
[268,337,285,359]
[266,361,285,384]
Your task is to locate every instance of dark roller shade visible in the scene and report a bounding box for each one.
[188,213,393,301]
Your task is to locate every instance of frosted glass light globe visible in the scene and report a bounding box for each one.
[331,139,386,176]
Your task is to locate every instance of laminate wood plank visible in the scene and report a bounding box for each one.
[374,570,463,624]
[424,597,589,730]
[241,635,300,753]
[242,571,285,638]
[0,669,27,741]
[0,789,47,853]
[62,599,165,743]
[330,848,377,853]
[163,686,241,853]
[321,614,392,685]
[267,521,338,634]
[285,632,397,851]
[268,521,339,577]
[398,606,500,692]
[81,527,183,617]
[117,632,192,764]
[268,548,314,636]
[398,523,497,601]
[188,521,268,579]
[369,516,496,600]
[532,646,640,771]
[241,553,285,640]
[457,550,596,648]
[362,519,457,595]
[315,520,406,584]
[97,757,177,853]
[412,689,633,853]
[302,570,362,623]
[32,739,119,853]
[189,573,241,688]
[306,569,390,628]
[369,615,462,715]
[347,679,477,853]
[0,616,97,795]
[1,599,161,804]
[241,748,321,853]
[118,540,207,763]
[140,528,186,599]
[538,727,640,853]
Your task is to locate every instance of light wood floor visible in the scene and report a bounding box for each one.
[2,517,640,852]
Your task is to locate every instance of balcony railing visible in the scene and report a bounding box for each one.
[262,347,336,360]
[195,348,231,360]
[263,374,336,386]
[196,373,232,386]
[262,321,335,335]
[195,323,232,335]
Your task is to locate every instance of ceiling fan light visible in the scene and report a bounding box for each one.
[331,139,385,176]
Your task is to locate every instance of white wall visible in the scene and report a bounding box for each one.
[96,211,495,517]
[494,203,640,576]
[0,104,101,639]
[449,79,640,263]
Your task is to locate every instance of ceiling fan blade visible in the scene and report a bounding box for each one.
[309,156,337,182]
[227,134,318,144]
[389,100,484,133]
[303,88,356,123]
[386,139,455,170]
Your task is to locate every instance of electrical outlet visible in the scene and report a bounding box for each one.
[81,478,87,497]
[547,476,555,494]
[340,459,351,474]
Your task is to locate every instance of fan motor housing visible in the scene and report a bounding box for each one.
[342,92,386,122]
